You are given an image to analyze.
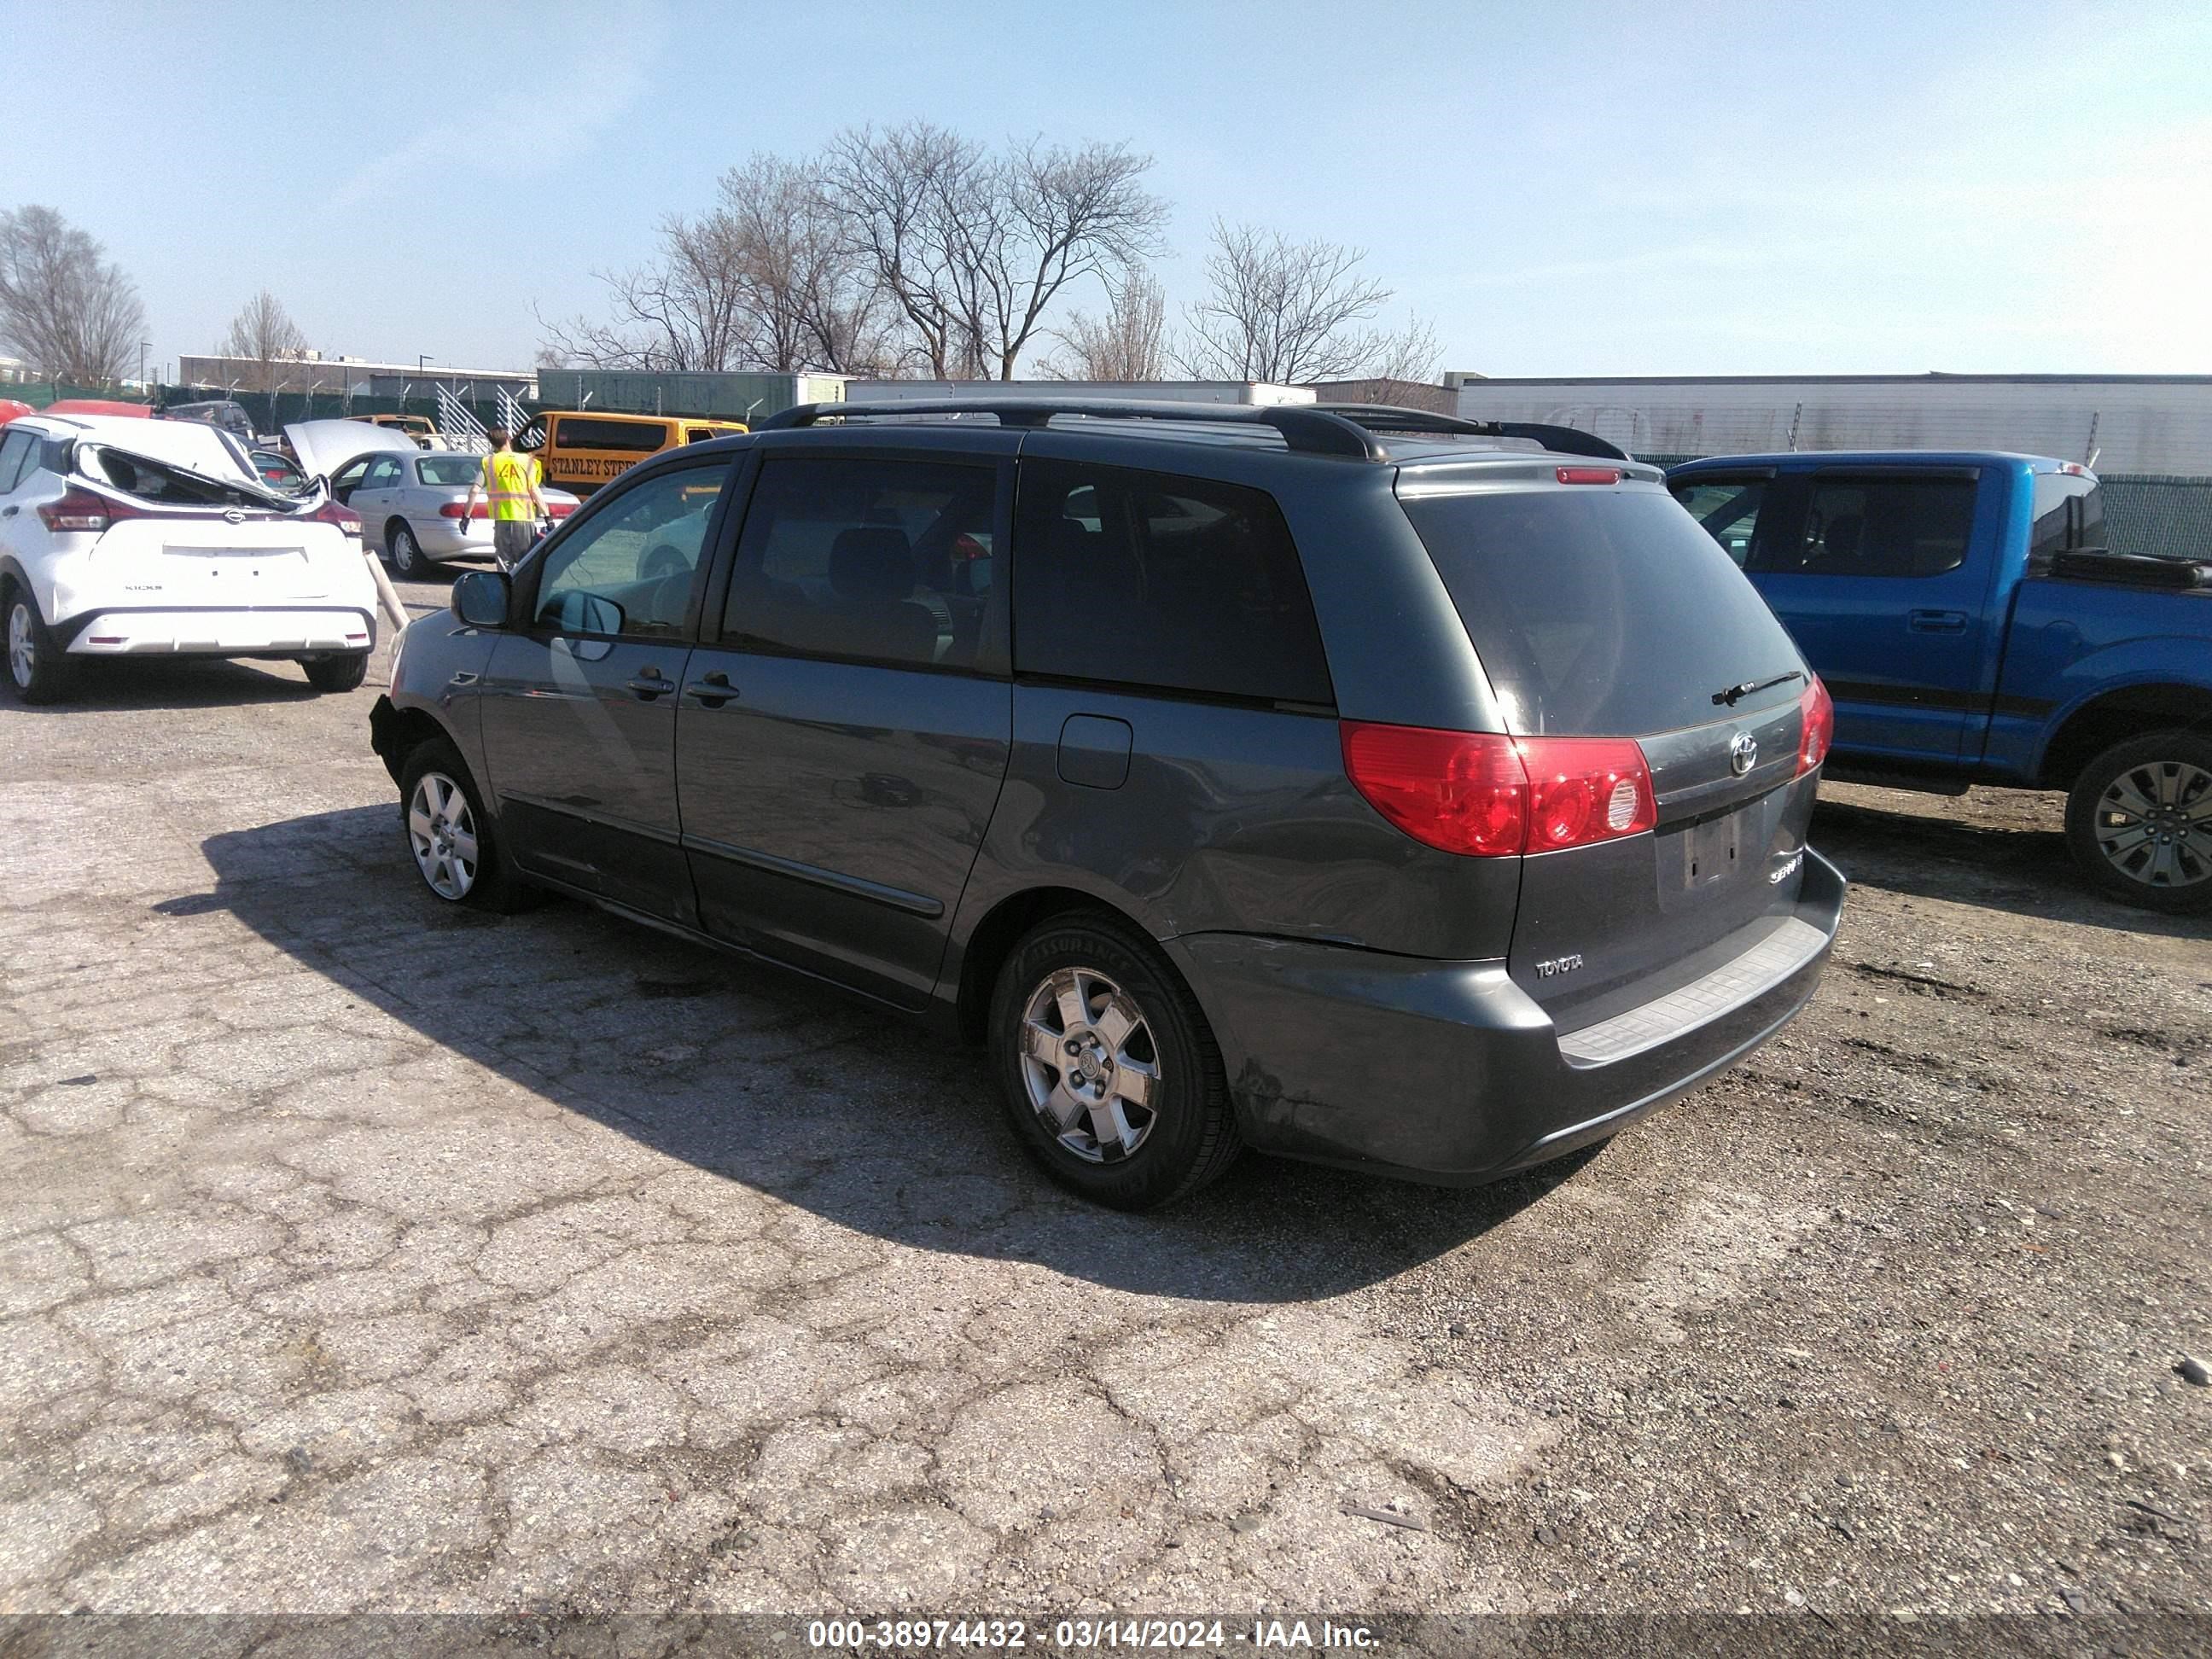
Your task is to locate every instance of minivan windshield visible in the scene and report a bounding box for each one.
[1399,486,1805,736]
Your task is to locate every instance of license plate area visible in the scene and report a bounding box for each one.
[166,546,306,578]
[1672,809,1743,888]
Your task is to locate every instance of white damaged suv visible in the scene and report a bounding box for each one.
[0,412,377,703]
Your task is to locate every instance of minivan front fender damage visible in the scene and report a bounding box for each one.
[1171,848,1846,1185]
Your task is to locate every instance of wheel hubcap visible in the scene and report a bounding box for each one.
[8,602,32,687]
[1018,966,1161,1163]
[2095,760,2212,890]
[407,771,479,900]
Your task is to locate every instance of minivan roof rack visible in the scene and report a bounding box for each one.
[762,398,1388,459]
[764,398,1630,463]
[1304,405,1631,462]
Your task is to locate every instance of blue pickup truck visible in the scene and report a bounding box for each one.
[1667,451,2212,913]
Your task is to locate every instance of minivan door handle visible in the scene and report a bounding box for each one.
[626,670,674,700]
[684,670,736,707]
[1907,609,1969,634]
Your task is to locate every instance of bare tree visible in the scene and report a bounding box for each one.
[0,205,146,384]
[537,209,754,374]
[1040,273,1168,380]
[1362,313,1442,385]
[220,291,310,393]
[825,124,1169,379]
[1177,220,1429,384]
[714,154,899,375]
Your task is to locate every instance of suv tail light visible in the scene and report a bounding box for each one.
[1556,466,1621,486]
[311,500,362,538]
[1340,723,1656,857]
[38,488,141,533]
[1796,678,1834,776]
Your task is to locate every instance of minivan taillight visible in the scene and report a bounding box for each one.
[1340,723,1656,857]
[1796,677,1834,776]
[38,488,137,533]
[1520,736,1658,851]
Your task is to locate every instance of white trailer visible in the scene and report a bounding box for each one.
[1445,373,2212,475]
[842,380,1316,408]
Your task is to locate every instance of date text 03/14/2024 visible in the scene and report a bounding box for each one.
[805,1619,1379,1650]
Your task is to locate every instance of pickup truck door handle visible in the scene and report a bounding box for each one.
[684,670,736,707]
[626,670,674,700]
[0,505,16,517]
[1908,609,1970,634]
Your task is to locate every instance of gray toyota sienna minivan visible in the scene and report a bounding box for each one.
[370,400,1844,1210]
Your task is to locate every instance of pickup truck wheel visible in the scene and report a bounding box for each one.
[989,911,1241,1211]
[4,586,73,706]
[2065,732,2212,913]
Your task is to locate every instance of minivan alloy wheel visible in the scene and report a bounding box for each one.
[408,771,480,900]
[2093,759,2212,890]
[1018,966,1161,1161]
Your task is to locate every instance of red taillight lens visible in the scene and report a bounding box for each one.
[1341,724,1656,857]
[38,488,134,533]
[1556,466,1621,486]
[1518,736,1657,851]
[438,502,469,519]
[1796,677,1834,776]
[312,500,363,538]
[548,500,576,518]
[1342,723,1528,856]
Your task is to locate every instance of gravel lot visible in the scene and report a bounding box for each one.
[2,577,2206,1622]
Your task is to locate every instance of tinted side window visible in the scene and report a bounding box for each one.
[1011,459,1332,705]
[1760,475,1976,578]
[0,430,35,494]
[723,456,996,672]
[1671,476,1773,567]
[535,462,731,638]
[2030,473,2107,559]
[554,418,669,453]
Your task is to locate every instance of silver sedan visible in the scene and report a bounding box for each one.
[335,449,580,577]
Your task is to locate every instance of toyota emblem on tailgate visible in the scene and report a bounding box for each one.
[223,509,245,524]
[1729,731,1758,776]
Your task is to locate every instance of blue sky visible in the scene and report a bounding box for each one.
[3,0,2207,380]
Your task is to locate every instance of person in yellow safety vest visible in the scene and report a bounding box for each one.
[460,428,549,572]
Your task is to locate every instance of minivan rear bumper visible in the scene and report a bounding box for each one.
[1171,848,1846,1185]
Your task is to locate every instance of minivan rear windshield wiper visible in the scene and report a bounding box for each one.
[1711,670,1803,707]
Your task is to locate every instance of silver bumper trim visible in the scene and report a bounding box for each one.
[1557,916,1830,1068]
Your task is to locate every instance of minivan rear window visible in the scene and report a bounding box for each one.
[1399,486,1804,737]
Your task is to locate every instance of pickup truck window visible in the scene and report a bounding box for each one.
[2030,473,2108,559]
[1767,476,1975,579]
[1674,479,1768,567]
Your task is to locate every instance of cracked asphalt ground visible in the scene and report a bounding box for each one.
[2,578,2206,1620]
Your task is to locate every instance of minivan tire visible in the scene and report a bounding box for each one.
[2065,731,2212,914]
[397,736,537,913]
[4,585,73,705]
[988,911,1241,1211]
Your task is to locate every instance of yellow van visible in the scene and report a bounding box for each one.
[518,410,748,496]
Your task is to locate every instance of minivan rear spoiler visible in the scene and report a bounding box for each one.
[763,399,1627,463]
[1305,405,1632,461]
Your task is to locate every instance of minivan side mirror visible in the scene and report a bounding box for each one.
[451,569,510,629]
